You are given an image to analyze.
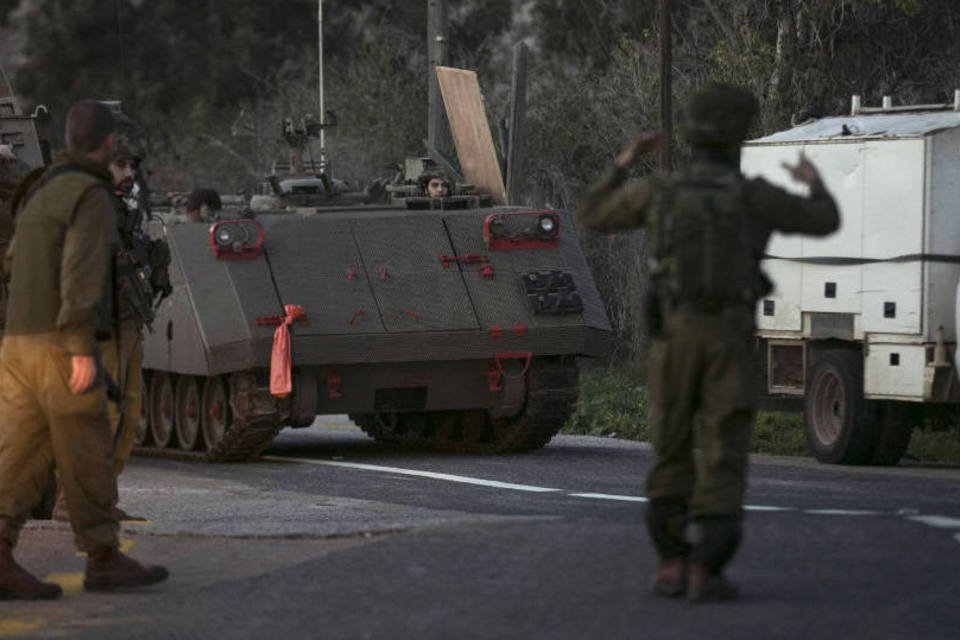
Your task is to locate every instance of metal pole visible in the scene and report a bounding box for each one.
[427,0,449,155]
[659,0,672,171]
[318,0,326,161]
[506,42,529,205]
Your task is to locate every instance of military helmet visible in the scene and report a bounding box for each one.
[680,83,758,147]
[111,127,145,164]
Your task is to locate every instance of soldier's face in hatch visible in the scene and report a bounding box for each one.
[109,157,138,195]
[427,178,449,198]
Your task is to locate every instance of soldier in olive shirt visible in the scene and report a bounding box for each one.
[0,100,168,600]
[578,84,839,602]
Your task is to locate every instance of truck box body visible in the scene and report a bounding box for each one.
[742,111,960,402]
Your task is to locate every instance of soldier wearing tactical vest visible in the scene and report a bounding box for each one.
[578,83,840,603]
[51,132,165,523]
[0,100,168,599]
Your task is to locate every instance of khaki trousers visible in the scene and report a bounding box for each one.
[645,307,757,518]
[100,319,143,475]
[0,334,119,552]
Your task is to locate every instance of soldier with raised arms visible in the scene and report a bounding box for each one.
[0,100,168,599]
[578,83,840,603]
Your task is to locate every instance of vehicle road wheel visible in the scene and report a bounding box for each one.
[803,350,877,464]
[869,401,917,465]
[134,370,152,446]
[175,376,202,451]
[149,373,176,448]
[201,375,231,451]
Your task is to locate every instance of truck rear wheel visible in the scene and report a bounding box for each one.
[803,350,877,464]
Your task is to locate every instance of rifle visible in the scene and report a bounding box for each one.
[92,342,121,405]
[115,247,156,332]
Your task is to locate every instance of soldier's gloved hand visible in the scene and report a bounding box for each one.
[615,132,667,169]
[69,355,97,394]
[781,152,822,188]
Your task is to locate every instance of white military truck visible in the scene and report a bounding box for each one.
[741,93,960,465]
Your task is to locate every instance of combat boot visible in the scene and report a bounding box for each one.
[83,548,169,592]
[651,558,686,598]
[0,538,62,600]
[687,564,738,603]
[646,498,690,598]
[110,505,146,522]
[687,515,742,604]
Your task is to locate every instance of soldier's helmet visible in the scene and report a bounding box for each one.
[111,127,145,165]
[680,83,758,147]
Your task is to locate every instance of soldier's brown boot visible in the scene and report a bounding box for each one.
[110,505,146,522]
[0,539,62,600]
[83,548,169,592]
[650,558,686,598]
[686,564,738,603]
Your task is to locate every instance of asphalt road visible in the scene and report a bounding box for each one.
[3,419,959,639]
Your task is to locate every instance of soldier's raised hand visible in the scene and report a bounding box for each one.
[615,132,667,169]
[782,152,822,187]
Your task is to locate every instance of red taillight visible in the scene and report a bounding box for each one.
[209,220,264,259]
[483,211,560,250]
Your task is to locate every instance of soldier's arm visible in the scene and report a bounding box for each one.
[57,185,115,355]
[748,171,840,236]
[577,132,666,232]
[576,167,654,231]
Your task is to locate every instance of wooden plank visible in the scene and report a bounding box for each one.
[436,66,507,205]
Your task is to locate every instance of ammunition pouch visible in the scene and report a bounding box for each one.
[147,237,172,301]
[115,249,156,329]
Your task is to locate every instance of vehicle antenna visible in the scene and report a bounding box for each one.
[116,0,128,100]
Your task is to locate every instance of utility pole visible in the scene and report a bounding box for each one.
[659,0,672,171]
[505,42,528,205]
[427,0,451,158]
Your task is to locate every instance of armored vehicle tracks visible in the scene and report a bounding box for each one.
[134,358,579,462]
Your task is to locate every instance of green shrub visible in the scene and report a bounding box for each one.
[565,366,648,441]
[566,367,810,456]
[566,368,960,463]
[750,412,809,456]
[907,429,960,464]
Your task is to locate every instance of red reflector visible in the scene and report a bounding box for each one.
[327,371,342,399]
[484,211,560,251]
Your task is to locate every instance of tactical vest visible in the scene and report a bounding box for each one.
[114,199,173,326]
[4,166,113,337]
[651,167,765,310]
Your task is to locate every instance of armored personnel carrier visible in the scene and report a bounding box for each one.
[136,143,611,460]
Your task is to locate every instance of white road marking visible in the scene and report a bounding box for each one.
[568,493,648,502]
[262,456,562,493]
[262,455,959,541]
[803,509,882,516]
[906,515,960,529]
